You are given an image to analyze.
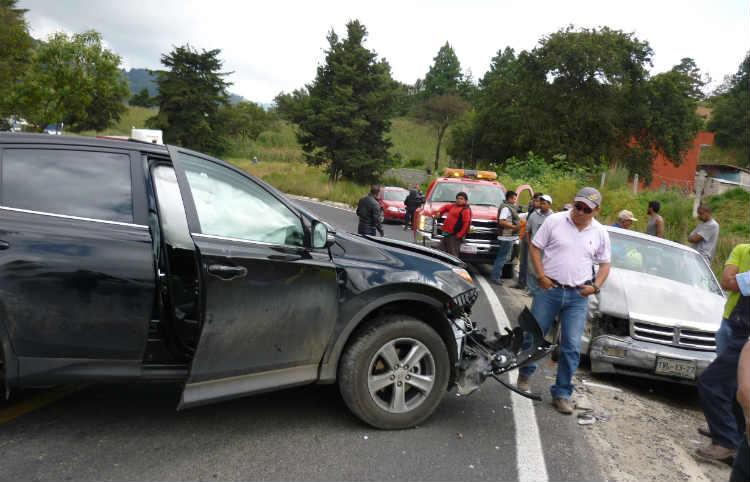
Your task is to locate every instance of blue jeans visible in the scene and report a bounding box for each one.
[731,437,749,482]
[491,240,514,281]
[517,239,529,287]
[716,317,732,356]
[519,286,589,400]
[527,273,539,296]
[698,333,747,450]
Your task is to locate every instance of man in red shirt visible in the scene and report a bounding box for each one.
[436,192,472,257]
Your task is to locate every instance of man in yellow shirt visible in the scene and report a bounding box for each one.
[695,244,750,463]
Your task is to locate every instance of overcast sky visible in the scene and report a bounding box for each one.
[20,0,750,104]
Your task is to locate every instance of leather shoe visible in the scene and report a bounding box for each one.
[694,443,736,465]
[553,398,574,415]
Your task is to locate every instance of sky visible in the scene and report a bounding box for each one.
[20,0,750,104]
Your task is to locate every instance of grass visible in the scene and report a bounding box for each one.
[389,117,449,171]
[79,106,156,136]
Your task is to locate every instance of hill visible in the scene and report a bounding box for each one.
[122,68,246,104]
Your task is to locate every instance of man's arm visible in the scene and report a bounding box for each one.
[688,226,704,244]
[529,244,553,289]
[722,264,740,292]
[497,207,519,232]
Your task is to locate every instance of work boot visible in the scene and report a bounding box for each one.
[695,443,735,464]
[516,374,531,393]
[553,398,574,415]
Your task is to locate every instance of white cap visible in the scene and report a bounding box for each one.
[540,194,552,204]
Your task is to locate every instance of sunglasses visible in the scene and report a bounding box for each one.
[574,202,593,214]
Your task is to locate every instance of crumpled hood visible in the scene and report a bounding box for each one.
[598,268,725,331]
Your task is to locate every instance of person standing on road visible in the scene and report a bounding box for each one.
[695,244,750,464]
[525,194,553,295]
[435,192,472,257]
[730,340,750,482]
[403,184,424,230]
[612,210,637,230]
[646,201,664,238]
[491,191,520,285]
[517,187,611,415]
[688,205,720,262]
[517,193,544,290]
[356,185,385,237]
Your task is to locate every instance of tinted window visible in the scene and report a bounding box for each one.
[2,149,133,223]
[179,153,304,247]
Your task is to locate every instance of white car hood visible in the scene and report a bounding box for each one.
[598,268,725,332]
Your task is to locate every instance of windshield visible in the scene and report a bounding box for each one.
[610,232,722,295]
[383,189,408,201]
[429,182,505,207]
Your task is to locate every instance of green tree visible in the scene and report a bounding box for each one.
[219,101,273,141]
[147,45,231,155]
[273,88,309,122]
[708,52,749,166]
[422,42,463,98]
[415,94,469,171]
[129,87,156,108]
[293,20,398,183]
[15,30,129,132]
[0,0,33,119]
[453,27,705,181]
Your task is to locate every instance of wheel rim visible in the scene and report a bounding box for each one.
[367,337,436,414]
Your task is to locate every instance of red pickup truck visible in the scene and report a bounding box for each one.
[413,169,532,277]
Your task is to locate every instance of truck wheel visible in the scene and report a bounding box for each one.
[339,315,450,430]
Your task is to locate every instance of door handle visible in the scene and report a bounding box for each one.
[0,240,9,250]
[207,264,248,280]
[268,254,302,262]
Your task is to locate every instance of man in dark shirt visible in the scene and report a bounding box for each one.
[356,185,384,236]
[403,184,424,230]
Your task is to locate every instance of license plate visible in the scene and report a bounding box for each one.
[460,244,477,254]
[655,357,696,380]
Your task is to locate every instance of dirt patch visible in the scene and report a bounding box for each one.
[572,372,731,482]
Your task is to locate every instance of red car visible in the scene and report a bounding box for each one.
[377,186,409,223]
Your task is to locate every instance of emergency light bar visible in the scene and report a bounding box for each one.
[443,168,498,181]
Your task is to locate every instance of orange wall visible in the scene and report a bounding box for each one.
[648,131,715,191]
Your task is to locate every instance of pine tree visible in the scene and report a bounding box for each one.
[0,0,33,119]
[296,20,398,183]
[422,42,463,98]
[147,45,231,155]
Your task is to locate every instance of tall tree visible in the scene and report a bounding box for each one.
[294,20,398,183]
[415,94,469,171]
[15,30,129,132]
[147,45,231,154]
[708,52,749,166]
[422,42,463,98]
[0,0,33,120]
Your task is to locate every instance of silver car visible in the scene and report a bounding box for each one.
[582,227,724,383]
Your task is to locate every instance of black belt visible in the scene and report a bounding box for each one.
[548,278,583,289]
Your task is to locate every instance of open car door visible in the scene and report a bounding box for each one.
[162,146,339,409]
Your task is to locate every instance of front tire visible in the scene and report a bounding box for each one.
[338,315,450,430]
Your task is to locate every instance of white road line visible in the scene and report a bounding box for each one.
[475,274,549,482]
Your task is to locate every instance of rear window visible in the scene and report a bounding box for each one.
[1,148,133,223]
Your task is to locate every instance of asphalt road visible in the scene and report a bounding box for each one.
[0,198,603,482]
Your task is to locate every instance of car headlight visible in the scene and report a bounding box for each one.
[387,206,399,212]
[419,215,434,232]
[452,268,473,284]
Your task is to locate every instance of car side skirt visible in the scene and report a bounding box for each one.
[178,364,318,410]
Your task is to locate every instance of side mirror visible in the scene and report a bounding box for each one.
[312,221,336,249]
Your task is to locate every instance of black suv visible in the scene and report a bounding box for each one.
[0,134,548,429]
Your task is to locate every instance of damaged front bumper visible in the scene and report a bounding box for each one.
[453,307,553,398]
[589,335,716,384]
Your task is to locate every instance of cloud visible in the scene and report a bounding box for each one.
[20,0,750,103]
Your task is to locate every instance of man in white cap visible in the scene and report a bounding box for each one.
[525,194,554,295]
[612,209,637,230]
[517,187,612,414]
